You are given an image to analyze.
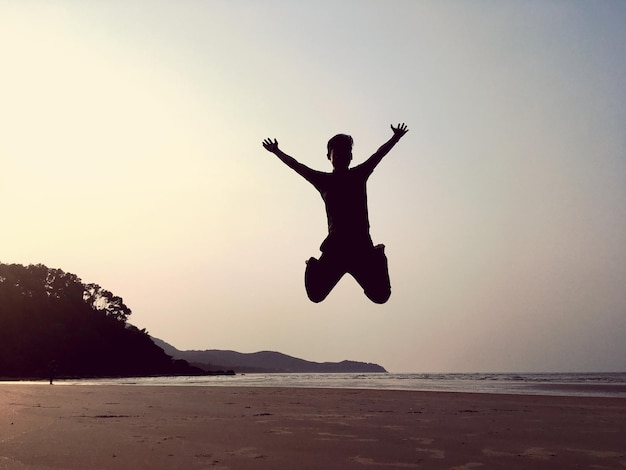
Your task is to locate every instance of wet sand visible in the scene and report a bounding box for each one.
[1,384,624,469]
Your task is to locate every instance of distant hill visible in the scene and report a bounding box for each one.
[152,337,387,374]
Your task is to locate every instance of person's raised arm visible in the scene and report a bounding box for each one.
[361,123,409,173]
[262,138,315,179]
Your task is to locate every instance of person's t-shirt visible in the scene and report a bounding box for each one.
[300,162,375,250]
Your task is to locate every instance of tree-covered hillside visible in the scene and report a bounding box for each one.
[0,263,200,379]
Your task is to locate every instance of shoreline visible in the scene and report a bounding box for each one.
[5,371,625,399]
[1,385,625,469]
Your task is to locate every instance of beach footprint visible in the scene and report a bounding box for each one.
[228,447,265,460]
[449,463,484,470]
[350,456,420,468]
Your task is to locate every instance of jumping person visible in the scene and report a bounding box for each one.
[262,123,408,303]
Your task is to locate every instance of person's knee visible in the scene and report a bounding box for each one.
[366,287,391,304]
[306,288,328,303]
[305,257,334,303]
[305,276,332,303]
[356,247,391,304]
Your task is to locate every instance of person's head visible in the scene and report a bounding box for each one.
[327,134,353,171]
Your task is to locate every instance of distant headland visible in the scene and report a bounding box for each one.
[152,338,387,374]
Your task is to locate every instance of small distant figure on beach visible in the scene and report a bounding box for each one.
[262,123,408,303]
[48,360,57,385]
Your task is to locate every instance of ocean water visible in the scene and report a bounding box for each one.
[54,372,626,398]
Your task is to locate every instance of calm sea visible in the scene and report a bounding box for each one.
[51,372,626,398]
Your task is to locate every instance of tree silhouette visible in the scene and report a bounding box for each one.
[0,262,200,379]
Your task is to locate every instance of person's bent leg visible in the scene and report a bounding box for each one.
[305,255,345,303]
[351,244,391,304]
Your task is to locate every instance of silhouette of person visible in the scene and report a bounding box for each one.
[48,360,57,385]
[262,123,408,303]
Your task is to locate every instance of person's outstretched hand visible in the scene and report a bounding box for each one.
[262,138,279,153]
[391,123,409,138]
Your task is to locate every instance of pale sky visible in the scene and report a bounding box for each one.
[1,0,625,372]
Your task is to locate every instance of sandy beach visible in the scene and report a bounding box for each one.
[1,385,624,469]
